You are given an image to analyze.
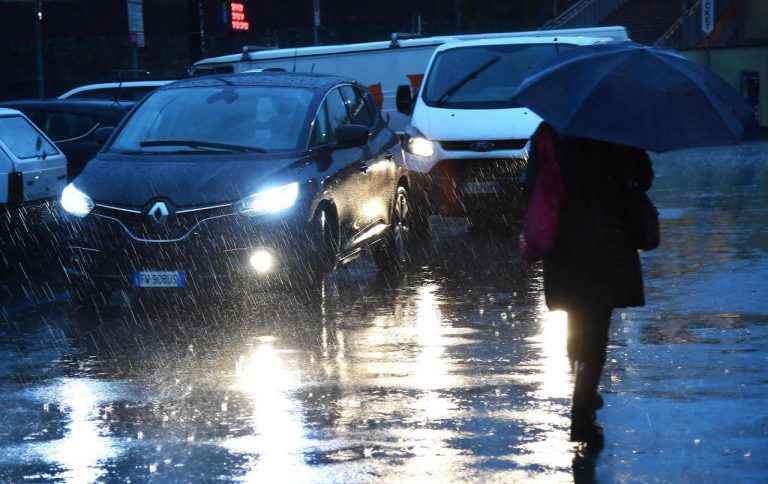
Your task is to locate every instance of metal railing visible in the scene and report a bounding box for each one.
[541,0,627,29]
[655,0,740,49]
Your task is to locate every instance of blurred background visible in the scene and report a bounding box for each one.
[0,0,766,128]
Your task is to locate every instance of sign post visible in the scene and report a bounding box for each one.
[701,0,714,68]
[127,0,145,75]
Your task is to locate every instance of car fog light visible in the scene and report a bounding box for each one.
[249,250,275,274]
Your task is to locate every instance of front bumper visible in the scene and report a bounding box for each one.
[61,202,323,290]
[404,142,529,218]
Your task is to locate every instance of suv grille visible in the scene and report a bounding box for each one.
[431,158,527,180]
[440,139,528,151]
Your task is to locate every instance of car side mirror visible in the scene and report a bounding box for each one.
[335,124,370,147]
[396,84,414,115]
[94,126,115,145]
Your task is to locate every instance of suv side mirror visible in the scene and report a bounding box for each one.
[396,84,414,116]
[94,126,115,145]
[335,124,370,147]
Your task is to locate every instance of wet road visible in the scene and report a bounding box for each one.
[1,141,767,482]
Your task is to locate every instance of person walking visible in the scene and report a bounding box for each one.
[522,123,654,446]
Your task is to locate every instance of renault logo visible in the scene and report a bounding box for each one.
[147,201,169,225]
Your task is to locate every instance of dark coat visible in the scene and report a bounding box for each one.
[527,133,653,310]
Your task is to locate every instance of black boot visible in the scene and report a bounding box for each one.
[570,361,605,447]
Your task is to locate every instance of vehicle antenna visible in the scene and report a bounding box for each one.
[293,48,298,72]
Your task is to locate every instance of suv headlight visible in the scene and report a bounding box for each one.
[403,127,434,158]
[61,183,94,217]
[235,182,299,216]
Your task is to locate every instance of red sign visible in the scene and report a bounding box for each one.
[230,2,249,31]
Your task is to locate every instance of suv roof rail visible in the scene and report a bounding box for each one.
[390,32,423,48]
[241,45,278,60]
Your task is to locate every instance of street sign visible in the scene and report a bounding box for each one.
[701,0,715,36]
[127,0,145,48]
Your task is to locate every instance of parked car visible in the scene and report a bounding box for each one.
[0,99,135,180]
[0,107,67,260]
[59,72,410,305]
[58,80,174,102]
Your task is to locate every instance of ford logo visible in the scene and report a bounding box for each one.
[470,141,495,152]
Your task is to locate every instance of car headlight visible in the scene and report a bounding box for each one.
[61,183,94,217]
[403,127,434,158]
[235,182,299,216]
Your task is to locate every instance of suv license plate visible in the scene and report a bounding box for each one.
[133,271,185,288]
[462,181,500,194]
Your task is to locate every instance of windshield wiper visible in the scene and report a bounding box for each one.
[435,56,501,107]
[139,140,266,153]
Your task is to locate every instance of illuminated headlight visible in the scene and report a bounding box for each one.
[403,128,434,157]
[235,182,299,216]
[61,183,94,217]
[249,250,275,274]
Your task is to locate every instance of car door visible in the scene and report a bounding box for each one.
[27,109,101,180]
[340,84,399,231]
[309,86,372,253]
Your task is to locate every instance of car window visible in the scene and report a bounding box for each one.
[340,85,376,128]
[110,86,313,152]
[28,112,98,141]
[0,115,58,159]
[309,88,349,147]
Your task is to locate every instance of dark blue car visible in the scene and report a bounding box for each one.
[60,72,411,305]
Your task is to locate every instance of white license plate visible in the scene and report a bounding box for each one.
[462,180,501,194]
[132,271,185,288]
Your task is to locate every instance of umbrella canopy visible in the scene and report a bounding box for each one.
[512,41,755,152]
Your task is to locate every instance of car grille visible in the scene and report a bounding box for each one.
[430,157,527,180]
[92,203,235,241]
[439,139,528,151]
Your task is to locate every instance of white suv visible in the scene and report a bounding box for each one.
[58,80,174,102]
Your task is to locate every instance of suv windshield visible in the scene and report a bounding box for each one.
[0,114,59,159]
[422,43,577,109]
[110,86,314,153]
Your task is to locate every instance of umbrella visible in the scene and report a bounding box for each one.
[512,41,755,152]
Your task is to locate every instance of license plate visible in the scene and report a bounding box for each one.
[462,180,501,194]
[132,271,185,288]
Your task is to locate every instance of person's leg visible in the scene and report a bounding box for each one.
[567,305,613,445]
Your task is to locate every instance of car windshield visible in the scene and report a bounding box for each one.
[422,43,577,109]
[109,85,314,153]
[0,114,59,159]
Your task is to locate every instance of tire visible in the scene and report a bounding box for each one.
[303,207,338,283]
[373,186,410,273]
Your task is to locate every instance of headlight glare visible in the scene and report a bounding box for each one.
[403,127,434,157]
[61,183,94,217]
[236,182,299,215]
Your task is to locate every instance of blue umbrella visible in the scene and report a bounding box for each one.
[512,41,755,152]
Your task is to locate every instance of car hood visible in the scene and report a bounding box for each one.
[412,105,542,141]
[73,153,306,207]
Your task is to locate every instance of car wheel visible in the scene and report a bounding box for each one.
[373,186,410,273]
[303,207,338,283]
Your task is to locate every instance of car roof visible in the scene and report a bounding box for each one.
[58,80,175,98]
[434,35,622,52]
[0,99,135,117]
[162,72,359,92]
[0,107,24,117]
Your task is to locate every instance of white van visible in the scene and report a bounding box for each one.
[190,31,597,134]
[395,26,629,229]
[0,108,67,206]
